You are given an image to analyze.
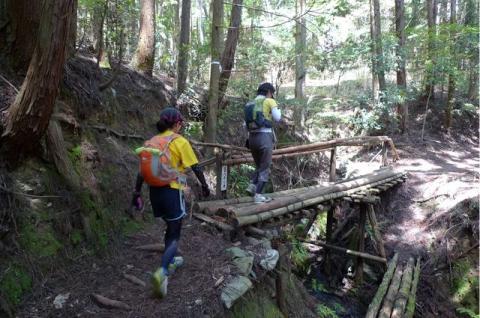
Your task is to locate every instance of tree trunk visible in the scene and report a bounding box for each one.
[0,0,43,72]
[218,0,243,103]
[195,0,206,45]
[127,0,139,56]
[439,0,449,98]
[369,0,379,102]
[131,0,155,76]
[445,0,457,130]
[93,1,109,66]
[372,0,386,92]
[92,0,107,55]
[395,0,408,133]
[205,0,223,143]
[0,0,75,163]
[465,0,478,100]
[68,0,78,59]
[424,0,436,98]
[294,0,306,100]
[177,0,192,95]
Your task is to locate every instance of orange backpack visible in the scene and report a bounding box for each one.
[135,134,180,187]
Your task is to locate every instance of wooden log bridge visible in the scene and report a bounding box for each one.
[191,135,400,201]
[195,168,407,227]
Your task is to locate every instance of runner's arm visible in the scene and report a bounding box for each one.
[191,164,210,197]
[134,173,144,193]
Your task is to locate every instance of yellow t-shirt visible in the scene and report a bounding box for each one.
[158,130,199,189]
[260,97,278,122]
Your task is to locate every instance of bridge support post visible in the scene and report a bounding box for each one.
[325,148,337,276]
[367,203,387,269]
[355,203,367,283]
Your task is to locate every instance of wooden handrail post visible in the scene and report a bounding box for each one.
[329,146,337,182]
[381,141,388,166]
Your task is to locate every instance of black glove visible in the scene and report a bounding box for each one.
[131,192,144,211]
[201,184,210,197]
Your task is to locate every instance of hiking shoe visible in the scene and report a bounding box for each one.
[254,194,272,204]
[246,183,256,196]
[151,268,168,298]
[168,256,184,274]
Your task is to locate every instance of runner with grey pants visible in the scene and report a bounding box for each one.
[244,83,281,203]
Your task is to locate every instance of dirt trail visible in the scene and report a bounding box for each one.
[17,219,232,318]
[383,134,478,253]
[379,131,479,316]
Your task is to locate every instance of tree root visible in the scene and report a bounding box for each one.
[91,293,131,310]
[123,273,146,287]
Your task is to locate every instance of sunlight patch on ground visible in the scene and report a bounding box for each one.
[402,158,442,172]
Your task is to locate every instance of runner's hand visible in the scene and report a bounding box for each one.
[131,192,144,211]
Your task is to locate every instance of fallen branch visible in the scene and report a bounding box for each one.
[91,294,131,310]
[134,243,165,252]
[413,193,450,203]
[123,273,146,287]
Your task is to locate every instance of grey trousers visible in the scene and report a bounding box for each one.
[248,132,274,184]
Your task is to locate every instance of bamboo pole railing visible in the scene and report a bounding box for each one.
[223,136,400,166]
